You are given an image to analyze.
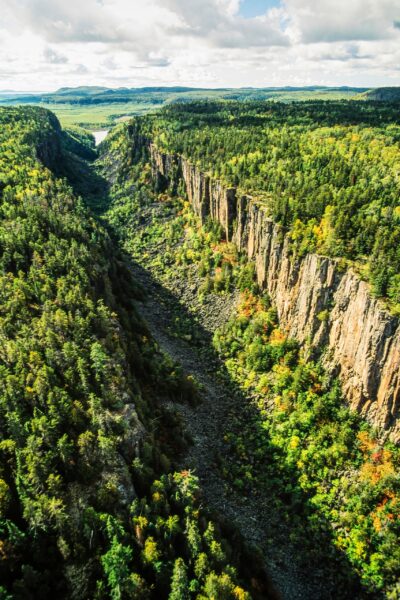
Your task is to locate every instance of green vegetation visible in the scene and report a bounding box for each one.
[2,85,368,107]
[0,106,262,598]
[3,94,400,598]
[1,85,370,129]
[132,99,400,312]
[61,125,96,160]
[37,102,159,129]
[214,293,400,595]
[361,88,400,102]
[98,127,400,597]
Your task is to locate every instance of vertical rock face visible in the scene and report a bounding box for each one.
[147,142,400,440]
[34,129,62,171]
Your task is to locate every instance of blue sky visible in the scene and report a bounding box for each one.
[239,0,281,19]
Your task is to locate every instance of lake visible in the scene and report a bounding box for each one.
[92,130,109,146]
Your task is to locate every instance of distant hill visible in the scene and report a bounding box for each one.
[361,87,400,101]
[0,85,374,129]
[55,85,110,96]
[0,85,369,107]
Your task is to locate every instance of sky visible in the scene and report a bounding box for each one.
[1,0,400,91]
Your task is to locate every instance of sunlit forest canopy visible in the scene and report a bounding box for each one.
[0,105,259,598]
[133,100,400,310]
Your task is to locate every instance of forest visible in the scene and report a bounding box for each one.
[0,106,264,599]
[132,100,400,313]
[98,106,400,599]
[1,97,400,600]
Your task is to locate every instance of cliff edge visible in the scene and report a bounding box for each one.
[137,137,400,440]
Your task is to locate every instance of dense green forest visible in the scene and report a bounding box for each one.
[0,107,265,599]
[2,97,400,599]
[131,100,400,312]
[362,88,400,102]
[98,118,400,599]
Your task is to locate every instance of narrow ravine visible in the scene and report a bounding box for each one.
[129,260,346,600]
[95,144,374,600]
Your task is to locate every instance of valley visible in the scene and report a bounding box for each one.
[2,0,400,597]
[94,102,400,598]
[1,97,400,599]
[0,107,271,599]
[113,193,368,600]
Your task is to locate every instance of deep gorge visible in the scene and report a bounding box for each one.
[2,100,400,599]
[144,139,400,441]
[98,113,400,598]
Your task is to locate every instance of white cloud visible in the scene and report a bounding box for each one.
[0,0,399,90]
[44,47,69,64]
[284,0,400,43]
[160,0,287,47]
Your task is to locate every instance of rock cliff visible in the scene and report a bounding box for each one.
[146,140,400,440]
[33,112,62,170]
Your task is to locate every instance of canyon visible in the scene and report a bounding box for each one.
[145,139,400,441]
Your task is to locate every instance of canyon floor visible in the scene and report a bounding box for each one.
[133,262,314,600]
[123,196,367,599]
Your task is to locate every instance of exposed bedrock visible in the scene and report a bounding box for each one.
[147,141,400,440]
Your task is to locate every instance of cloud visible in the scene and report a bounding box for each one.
[5,0,288,49]
[5,0,132,43]
[102,57,117,70]
[43,46,68,64]
[314,43,374,62]
[162,0,288,46]
[0,0,399,90]
[284,0,400,43]
[74,63,89,74]
[146,55,171,67]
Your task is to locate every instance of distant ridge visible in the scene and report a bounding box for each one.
[55,86,110,95]
[361,86,400,101]
[0,84,371,107]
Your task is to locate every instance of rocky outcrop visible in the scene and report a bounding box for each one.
[34,112,62,170]
[147,141,400,440]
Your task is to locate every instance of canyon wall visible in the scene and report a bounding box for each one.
[148,142,400,440]
[34,111,62,170]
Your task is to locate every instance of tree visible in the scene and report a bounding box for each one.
[169,558,189,600]
[101,536,133,600]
